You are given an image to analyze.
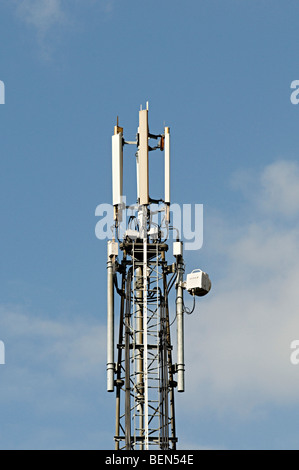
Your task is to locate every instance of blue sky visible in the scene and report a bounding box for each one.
[1,0,299,450]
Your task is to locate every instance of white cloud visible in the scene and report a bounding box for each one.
[181,159,299,416]
[231,160,299,218]
[15,0,65,33]
[0,306,106,380]
[13,0,115,34]
[11,0,115,60]
[10,0,66,60]
[260,160,299,217]
[0,305,114,448]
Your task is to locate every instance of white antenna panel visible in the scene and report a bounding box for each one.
[138,110,149,205]
[164,127,170,204]
[112,132,123,206]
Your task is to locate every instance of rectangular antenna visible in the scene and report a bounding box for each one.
[138,109,149,205]
[112,125,123,207]
[164,127,170,205]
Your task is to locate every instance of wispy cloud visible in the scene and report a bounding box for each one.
[181,160,299,417]
[15,0,65,33]
[0,306,106,379]
[0,304,110,448]
[13,0,115,35]
[11,0,115,60]
[260,160,299,217]
[11,0,66,60]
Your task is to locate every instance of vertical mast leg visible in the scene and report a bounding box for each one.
[115,253,126,450]
[135,267,144,450]
[141,206,149,450]
[176,257,185,393]
[162,251,177,449]
[125,271,132,449]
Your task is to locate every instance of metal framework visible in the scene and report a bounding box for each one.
[106,104,211,450]
[113,237,178,450]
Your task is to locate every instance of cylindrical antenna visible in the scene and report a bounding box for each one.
[107,243,115,392]
[176,251,185,393]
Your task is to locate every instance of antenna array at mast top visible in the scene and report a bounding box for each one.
[106,105,211,450]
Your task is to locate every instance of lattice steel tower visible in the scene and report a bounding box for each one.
[106,104,211,450]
